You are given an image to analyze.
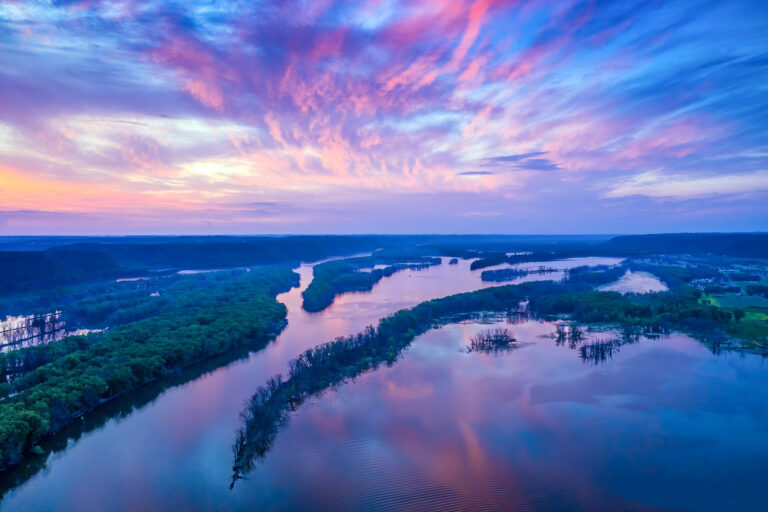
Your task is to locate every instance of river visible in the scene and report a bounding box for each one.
[1,256,765,511]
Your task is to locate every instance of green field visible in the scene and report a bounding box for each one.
[699,293,768,345]
[706,293,768,310]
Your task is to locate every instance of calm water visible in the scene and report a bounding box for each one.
[599,270,669,294]
[2,257,765,511]
[483,257,625,284]
[245,321,768,512]
[0,312,104,353]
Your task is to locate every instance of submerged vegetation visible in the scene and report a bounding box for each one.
[0,267,299,471]
[232,261,768,482]
[553,321,648,364]
[2,233,768,486]
[233,283,531,484]
[468,328,517,352]
[532,288,732,340]
[480,266,558,282]
[3,233,767,301]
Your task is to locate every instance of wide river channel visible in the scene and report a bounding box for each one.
[1,257,766,511]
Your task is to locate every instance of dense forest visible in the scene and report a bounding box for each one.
[0,236,394,296]
[0,250,122,294]
[0,267,299,471]
[2,232,766,475]
[607,233,768,258]
[0,275,164,326]
[2,233,766,298]
[55,236,388,269]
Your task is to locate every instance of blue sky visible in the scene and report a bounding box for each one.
[0,0,766,234]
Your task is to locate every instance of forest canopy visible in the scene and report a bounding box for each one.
[0,266,299,471]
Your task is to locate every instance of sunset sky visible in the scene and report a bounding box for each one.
[1,0,767,234]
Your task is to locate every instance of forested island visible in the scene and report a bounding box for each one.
[0,267,298,470]
[2,233,767,296]
[232,259,767,481]
[302,254,441,312]
[480,266,558,282]
[1,232,767,486]
[469,252,560,270]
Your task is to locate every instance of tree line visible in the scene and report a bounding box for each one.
[480,266,559,282]
[0,267,299,471]
[231,266,765,481]
[469,252,562,271]
[302,255,441,312]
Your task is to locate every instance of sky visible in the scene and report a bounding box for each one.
[0,0,767,235]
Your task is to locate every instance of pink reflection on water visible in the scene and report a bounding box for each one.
[5,257,767,512]
[248,317,767,511]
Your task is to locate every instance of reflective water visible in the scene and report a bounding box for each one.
[599,270,669,294]
[0,313,103,353]
[483,257,624,285]
[2,257,763,511]
[244,321,768,511]
[177,268,251,275]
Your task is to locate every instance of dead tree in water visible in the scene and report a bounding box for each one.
[505,313,529,325]
[580,338,619,364]
[555,323,568,344]
[0,312,65,348]
[469,328,516,352]
[554,322,584,348]
[569,324,585,347]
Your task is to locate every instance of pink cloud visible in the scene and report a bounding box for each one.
[183,79,224,111]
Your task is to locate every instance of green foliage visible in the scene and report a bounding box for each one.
[567,265,626,287]
[0,267,298,471]
[730,272,761,282]
[57,236,398,269]
[233,273,767,481]
[470,253,510,270]
[470,252,560,271]
[746,284,768,298]
[626,262,722,289]
[0,236,447,303]
[607,233,768,258]
[529,287,735,337]
[480,268,528,282]
[233,282,532,483]
[0,250,121,294]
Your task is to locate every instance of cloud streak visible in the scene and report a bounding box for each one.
[0,0,766,233]
[480,153,560,172]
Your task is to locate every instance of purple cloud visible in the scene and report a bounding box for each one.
[0,0,766,233]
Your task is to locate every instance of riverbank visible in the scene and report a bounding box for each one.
[233,270,764,480]
[0,267,299,471]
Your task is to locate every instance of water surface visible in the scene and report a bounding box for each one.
[242,319,767,511]
[599,270,668,294]
[0,312,103,353]
[482,257,624,285]
[2,256,763,511]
